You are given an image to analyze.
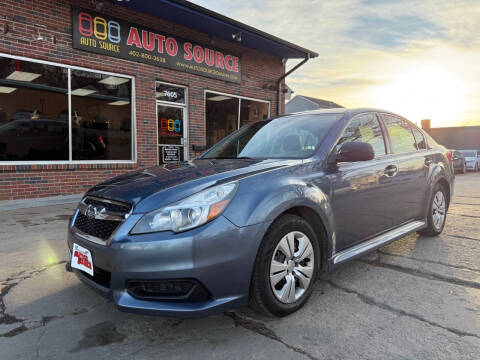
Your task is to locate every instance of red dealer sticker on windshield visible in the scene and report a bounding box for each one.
[71,243,94,276]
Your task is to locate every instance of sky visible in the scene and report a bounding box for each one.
[193,0,480,127]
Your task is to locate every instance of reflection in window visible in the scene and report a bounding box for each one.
[411,127,427,150]
[337,113,386,157]
[205,93,239,148]
[70,70,132,160]
[240,100,269,127]
[383,115,417,154]
[0,58,68,160]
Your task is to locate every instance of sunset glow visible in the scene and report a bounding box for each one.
[194,0,480,127]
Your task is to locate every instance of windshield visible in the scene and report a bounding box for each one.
[201,113,341,159]
[460,150,476,157]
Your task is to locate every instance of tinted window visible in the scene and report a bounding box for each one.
[383,115,417,154]
[336,113,386,157]
[0,57,68,161]
[411,127,427,150]
[70,70,132,160]
[202,113,341,159]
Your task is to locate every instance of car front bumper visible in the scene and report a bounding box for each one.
[67,214,269,318]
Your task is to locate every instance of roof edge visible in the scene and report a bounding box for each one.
[168,0,318,58]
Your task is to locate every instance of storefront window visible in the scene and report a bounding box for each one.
[71,70,132,160]
[0,55,134,163]
[205,92,269,149]
[240,99,269,127]
[0,58,68,160]
[206,93,240,148]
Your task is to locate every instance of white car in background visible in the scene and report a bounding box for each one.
[459,150,480,171]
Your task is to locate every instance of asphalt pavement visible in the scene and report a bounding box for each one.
[0,172,479,359]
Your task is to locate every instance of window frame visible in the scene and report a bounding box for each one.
[155,81,189,163]
[203,89,271,142]
[0,52,136,165]
[378,113,420,156]
[335,112,389,160]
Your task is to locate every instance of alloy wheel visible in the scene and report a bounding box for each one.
[432,190,446,231]
[269,231,314,304]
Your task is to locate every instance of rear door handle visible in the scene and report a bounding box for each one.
[384,164,398,177]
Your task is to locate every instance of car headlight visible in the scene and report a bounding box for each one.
[131,182,238,234]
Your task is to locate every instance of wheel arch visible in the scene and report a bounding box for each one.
[272,205,330,272]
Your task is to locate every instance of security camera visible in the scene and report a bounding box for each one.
[232,32,242,42]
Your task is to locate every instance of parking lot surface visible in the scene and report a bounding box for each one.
[0,173,479,359]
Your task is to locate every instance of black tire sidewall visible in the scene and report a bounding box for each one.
[426,184,447,235]
[252,214,320,317]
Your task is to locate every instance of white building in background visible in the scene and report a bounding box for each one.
[285,95,343,114]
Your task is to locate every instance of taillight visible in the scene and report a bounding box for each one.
[447,151,454,163]
[98,136,104,143]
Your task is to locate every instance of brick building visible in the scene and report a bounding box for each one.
[0,0,316,203]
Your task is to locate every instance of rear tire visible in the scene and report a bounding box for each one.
[418,183,448,237]
[249,214,320,317]
[462,163,466,174]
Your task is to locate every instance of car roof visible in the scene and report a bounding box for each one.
[286,107,408,119]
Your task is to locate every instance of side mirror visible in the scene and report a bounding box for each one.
[334,141,375,163]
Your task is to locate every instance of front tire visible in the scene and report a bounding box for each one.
[249,214,320,317]
[418,183,448,237]
[462,163,466,174]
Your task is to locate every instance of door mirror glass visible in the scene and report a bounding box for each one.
[336,141,375,162]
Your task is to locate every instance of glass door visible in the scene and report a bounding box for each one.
[156,82,188,165]
[157,104,186,164]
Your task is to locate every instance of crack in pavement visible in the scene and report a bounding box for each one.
[446,234,480,242]
[377,249,480,274]
[0,261,72,338]
[451,214,480,219]
[451,202,480,206]
[358,258,480,290]
[325,280,480,339]
[224,311,319,360]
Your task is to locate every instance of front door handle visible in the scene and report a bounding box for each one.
[384,164,398,177]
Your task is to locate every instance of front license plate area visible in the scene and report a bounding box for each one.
[71,243,94,276]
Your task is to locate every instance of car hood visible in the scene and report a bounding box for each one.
[85,158,293,213]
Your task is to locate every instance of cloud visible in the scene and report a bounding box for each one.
[192,0,480,126]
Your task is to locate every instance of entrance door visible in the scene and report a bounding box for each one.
[156,82,188,165]
[157,104,186,164]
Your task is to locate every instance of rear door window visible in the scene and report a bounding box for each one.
[336,113,386,157]
[382,115,417,154]
[411,127,427,150]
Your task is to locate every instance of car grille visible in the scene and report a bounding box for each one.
[74,213,120,240]
[73,197,131,242]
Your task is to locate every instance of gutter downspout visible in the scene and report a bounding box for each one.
[276,54,310,116]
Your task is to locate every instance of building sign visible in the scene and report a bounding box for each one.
[163,146,180,163]
[72,7,241,83]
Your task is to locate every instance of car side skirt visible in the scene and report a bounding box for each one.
[329,220,426,269]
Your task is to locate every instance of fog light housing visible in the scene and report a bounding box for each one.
[127,279,211,302]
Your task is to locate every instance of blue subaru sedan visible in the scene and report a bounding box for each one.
[67,108,454,317]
